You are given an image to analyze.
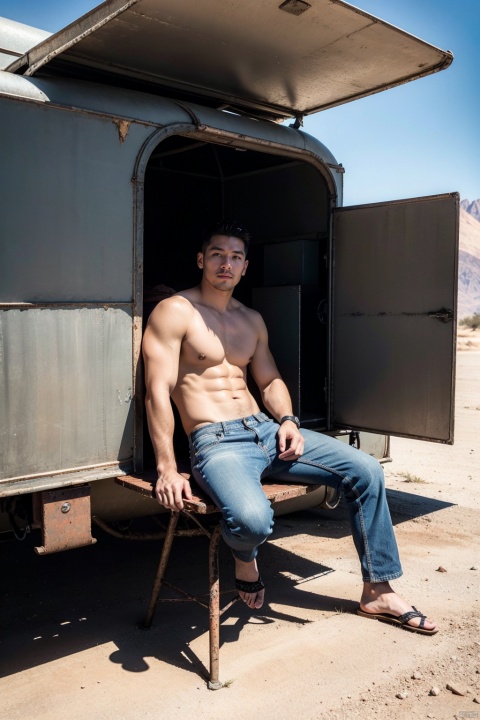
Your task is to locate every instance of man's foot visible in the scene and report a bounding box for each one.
[358,582,438,635]
[234,557,265,610]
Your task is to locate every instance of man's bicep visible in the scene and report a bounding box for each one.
[143,300,187,393]
[143,331,181,394]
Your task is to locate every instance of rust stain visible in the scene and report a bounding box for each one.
[114,119,131,144]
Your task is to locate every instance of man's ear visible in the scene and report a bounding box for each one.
[241,259,249,276]
[197,252,204,268]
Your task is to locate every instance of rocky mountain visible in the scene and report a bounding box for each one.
[458,199,480,318]
[460,198,480,223]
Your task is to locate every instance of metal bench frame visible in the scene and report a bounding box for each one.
[115,471,328,689]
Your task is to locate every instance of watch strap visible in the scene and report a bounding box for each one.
[279,415,300,428]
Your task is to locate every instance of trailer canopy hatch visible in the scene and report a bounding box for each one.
[6,0,452,120]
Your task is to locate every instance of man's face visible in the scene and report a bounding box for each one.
[197,235,248,291]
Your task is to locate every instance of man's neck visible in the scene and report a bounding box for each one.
[197,280,235,313]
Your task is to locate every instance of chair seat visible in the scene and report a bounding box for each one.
[115,469,323,514]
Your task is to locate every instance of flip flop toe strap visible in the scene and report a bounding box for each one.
[397,606,426,628]
[235,577,265,594]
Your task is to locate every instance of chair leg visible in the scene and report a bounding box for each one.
[143,511,180,628]
[207,522,223,690]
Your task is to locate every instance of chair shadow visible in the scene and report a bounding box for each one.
[106,538,354,681]
[0,524,349,684]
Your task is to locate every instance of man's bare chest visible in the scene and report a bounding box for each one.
[181,310,257,369]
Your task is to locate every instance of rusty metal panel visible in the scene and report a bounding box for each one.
[0,98,144,303]
[0,306,133,481]
[32,485,97,554]
[332,193,459,443]
[6,0,452,120]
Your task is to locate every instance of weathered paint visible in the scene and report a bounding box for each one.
[332,194,458,442]
[0,307,133,480]
[5,0,452,120]
[0,98,148,302]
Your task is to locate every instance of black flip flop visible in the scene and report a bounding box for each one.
[356,605,438,635]
[235,577,265,594]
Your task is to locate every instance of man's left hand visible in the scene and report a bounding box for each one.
[278,421,304,460]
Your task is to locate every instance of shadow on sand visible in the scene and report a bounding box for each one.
[0,486,454,683]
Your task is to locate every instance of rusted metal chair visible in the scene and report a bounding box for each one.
[114,470,329,689]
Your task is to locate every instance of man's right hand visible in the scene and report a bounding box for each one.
[155,470,193,511]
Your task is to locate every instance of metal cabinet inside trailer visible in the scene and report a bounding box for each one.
[0,0,458,545]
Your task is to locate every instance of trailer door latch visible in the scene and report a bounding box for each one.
[428,308,453,323]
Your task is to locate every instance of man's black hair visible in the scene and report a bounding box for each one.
[202,220,251,256]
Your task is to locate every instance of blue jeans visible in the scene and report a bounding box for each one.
[189,412,402,583]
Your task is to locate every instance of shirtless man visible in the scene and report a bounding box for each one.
[142,221,437,635]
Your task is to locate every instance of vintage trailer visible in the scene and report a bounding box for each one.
[0,1,458,553]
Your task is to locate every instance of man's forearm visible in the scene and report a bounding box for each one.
[145,389,193,510]
[261,377,294,422]
[145,390,178,476]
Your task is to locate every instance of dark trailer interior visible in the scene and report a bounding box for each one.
[143,136,332,463]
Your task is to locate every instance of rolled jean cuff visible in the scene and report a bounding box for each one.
[362,569,403,583]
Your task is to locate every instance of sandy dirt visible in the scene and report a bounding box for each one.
[1,351,479,720]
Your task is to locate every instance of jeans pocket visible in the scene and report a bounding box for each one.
[192,431,222,458]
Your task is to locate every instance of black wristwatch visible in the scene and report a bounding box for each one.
[279,415,300,429]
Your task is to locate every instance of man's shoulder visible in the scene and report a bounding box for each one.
[175,287,200,304]
[147,293,195,332]
[153,291,195,313]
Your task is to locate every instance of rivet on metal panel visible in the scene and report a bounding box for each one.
[61,502,71,514]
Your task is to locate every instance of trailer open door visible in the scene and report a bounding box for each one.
[331,193,459,443]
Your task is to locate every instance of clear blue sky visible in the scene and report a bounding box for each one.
[1,0,478,206]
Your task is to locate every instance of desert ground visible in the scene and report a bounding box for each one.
[1,338,479,720]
